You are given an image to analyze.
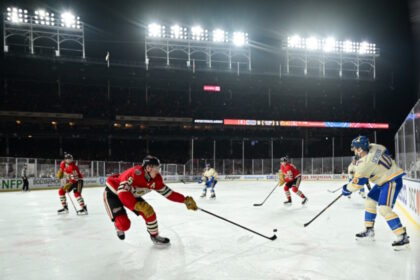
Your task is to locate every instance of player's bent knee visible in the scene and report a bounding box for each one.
[73,191,81,198]
[284,185,290,191]
[292,186,298,193]
[115,215,131,231]
[58,188,65,195]
[365,197,377,208]
[378,205,393,217]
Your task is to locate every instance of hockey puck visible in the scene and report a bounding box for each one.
[273,229,277,232]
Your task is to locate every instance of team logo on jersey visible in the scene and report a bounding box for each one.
[135,169,142,176]
[150,182,156,189]
[352,178,359,184]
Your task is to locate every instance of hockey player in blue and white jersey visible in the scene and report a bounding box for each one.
[200,164,218,199]
[342,136,409,248]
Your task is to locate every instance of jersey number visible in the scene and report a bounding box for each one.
[378,154,392,170]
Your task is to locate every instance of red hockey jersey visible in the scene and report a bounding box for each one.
[106,165,185,211]
[280,163,301,182]
[59,161,83,184]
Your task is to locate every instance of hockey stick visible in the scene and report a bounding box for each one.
[198,207,277,241]
[67,193,79,214]
[327,186,342,193]
[180,179,197,184]
[304,193,342,227]
[253,182,279,206]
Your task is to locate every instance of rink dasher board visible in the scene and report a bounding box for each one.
[397,177,420,229]
[0,177,107,191]
[0,174,348,192]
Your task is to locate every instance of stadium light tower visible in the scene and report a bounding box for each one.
[145,22,251,72]
[283,34,379,80]
[3,7,85,58]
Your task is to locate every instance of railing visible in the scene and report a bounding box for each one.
[0,156,354,179]
[0,157,185,179]
[185,156,353,175]
[395,99,420,179]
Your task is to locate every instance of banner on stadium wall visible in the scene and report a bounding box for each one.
[398,178,420,227]
[116,115,192,123]
[0,177,107,191]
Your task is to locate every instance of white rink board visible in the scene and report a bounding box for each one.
[398,178,420,227]
[0,180,418,280]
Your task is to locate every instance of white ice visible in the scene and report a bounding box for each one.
[0,180,419,280]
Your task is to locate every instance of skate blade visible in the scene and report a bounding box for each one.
[152,242,171,248]
[393,243,410,251]
[355,236,375,242]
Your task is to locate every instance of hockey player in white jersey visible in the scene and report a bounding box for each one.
[200,164,218,199]
[342,136,409,248]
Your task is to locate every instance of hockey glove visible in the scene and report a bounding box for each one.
[184,196,198,211]
[342,185,352,196]
[57,169,63,179]
[279,173,285,186]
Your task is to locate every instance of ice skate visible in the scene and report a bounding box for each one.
[392,230,410,250]
[355,227,375,241]
[283,200,292,207]
[57,206,69,214]
[150,234,170,245]
[77,206,88,215]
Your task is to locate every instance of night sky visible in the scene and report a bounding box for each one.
[3,0,419,119]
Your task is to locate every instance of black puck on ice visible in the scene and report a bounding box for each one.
[273,229,277,232]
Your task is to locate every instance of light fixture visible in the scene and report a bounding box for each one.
[306,37,319,50]
[148,23,164,38]
[213,29,227,43]
[61,11,80,29]
[233,32,247,46]
[343,40,354,53]
[7,7,27,23]
[192,25,206,40]
[288,35,304,48]
[170,25,186,39]
[323,37,336,52]
[35,9,55,26]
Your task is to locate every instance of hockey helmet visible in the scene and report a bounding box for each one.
[142,155,160,168]
[280,156,289,163]
[351,136,369,152]
[64,153,73,160]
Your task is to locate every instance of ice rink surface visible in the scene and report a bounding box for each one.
[0,180,418,280]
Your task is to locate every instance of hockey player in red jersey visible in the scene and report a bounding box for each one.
[279,156,308,206]
[57,153,88,215]
[103,155,198,245]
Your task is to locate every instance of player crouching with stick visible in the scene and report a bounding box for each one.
[103,156,198,245]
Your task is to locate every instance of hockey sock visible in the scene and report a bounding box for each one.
[58,188,67,207]
[74,191,85,208]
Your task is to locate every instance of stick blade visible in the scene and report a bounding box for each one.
[253,203,263,207]
[269,234,277,241]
